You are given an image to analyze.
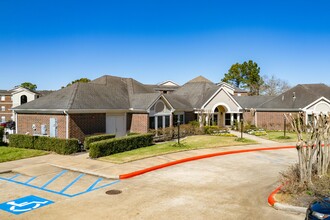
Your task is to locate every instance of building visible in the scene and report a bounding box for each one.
[0,90,13,123]
[13,75,330,141]
[0,87,53,123]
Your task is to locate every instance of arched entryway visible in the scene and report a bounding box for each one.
[211,106,227,126]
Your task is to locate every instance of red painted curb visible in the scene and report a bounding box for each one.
[268,185,283,206]
[119,145,295,179]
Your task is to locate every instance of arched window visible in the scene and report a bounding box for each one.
[20,95,27,105]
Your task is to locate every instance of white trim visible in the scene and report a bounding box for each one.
[157,80,180,87]
[302,96,330,111]
[11,87,38,96]
[201,88,242,110]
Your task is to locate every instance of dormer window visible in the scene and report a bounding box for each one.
[21,95,27,105]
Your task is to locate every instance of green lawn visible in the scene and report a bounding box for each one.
[99,135,257,164]
[0,147,49,163]
[260,131,299,143]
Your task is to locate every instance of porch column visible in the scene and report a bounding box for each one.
[237,114,241,123]
[155,116,158,131]
[230,113,234,126]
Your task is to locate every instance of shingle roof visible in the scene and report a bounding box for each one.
[258,84,330,109]
[14,75,157,111]
[233,96,276,109]
[130,93,161,109]
[173,76,218,108]
[0,90,11,95]
[164,94,193,110]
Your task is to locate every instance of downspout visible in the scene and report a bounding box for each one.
[64,111,69,139]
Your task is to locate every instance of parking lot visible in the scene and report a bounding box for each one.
[0,146,305,220]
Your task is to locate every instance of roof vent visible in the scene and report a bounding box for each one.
[293,92,296,102]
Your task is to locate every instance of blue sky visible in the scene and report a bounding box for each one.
[1,0,330,90]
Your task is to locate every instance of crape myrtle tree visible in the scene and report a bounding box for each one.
[222,60,264,96]
[285,112,330,189]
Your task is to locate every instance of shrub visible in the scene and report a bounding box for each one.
[89,133,154,158]
[150,124,204,142]
[204,126,229,135]
[84,134,116,150]
[0,126,4,144]
[9,134,79,155]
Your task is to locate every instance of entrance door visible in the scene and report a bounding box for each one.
[106,114,126,137]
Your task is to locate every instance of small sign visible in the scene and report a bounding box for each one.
[0,195,54,215]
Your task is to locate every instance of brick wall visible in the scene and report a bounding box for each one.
[245,111,296,130]
[0,95,13,121]
[69,113,106,141]
[17,113,66,138]
[127,113,148,133]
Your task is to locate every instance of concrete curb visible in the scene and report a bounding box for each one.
[119,145,296,179]
[48,163,120,180]
[268,185,307,214]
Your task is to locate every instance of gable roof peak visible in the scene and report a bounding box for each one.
[187,76,213,84]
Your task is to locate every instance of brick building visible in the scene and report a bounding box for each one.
[13,75,330,141]
[0,90,13,123]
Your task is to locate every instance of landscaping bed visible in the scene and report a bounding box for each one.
[99,135,257,163]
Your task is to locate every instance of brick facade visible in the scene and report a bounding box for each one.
[69,113,106,141]
[0,93,12,122]
[127,113,148,133]
[17,113,66,138]
[243,111,295,130]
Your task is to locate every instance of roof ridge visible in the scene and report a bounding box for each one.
[299,84,320,97]
[67,83,79,109]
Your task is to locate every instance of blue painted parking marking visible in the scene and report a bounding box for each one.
[0,170,120,198]
[60,173,85,193]
[41,170,68,188]
[0,195,53,215]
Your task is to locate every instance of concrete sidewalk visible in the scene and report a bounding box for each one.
[0,134,296,180]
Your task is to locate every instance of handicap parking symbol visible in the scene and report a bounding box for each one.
[0,195,54,215]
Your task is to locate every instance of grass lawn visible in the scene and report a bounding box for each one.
[99,135,257,164]
[260,131,299,143]
[0,146,49,163]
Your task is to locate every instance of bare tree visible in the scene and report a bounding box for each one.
[285,112,330,188]
[261,75,290,96]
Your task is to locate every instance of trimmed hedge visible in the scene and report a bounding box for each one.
[9,134,80,155]
[84,134,116,150]
[89,133,154,158]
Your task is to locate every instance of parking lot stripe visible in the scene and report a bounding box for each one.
[86,177,103,192]
[9,174,21,180]
[71,180,121,197]
[41,170,68,189]
[60,173,85,193]
[25,176,37,184]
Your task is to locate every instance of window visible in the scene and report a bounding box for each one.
[1,116,5,122]
[1,96,5,101]
[225,113,231,126]
[165,116,170,127]
[174,114,184,125]
[21,95,27,105]
[1,106,5,111]
[149,117,155,129]
[157,116,163,129]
